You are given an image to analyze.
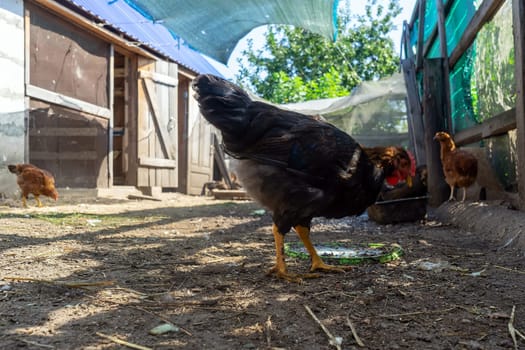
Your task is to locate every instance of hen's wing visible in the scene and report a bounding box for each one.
[453,150,477,175]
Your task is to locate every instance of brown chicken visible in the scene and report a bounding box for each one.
[8,163,59,207]
[434,131,478,201]
[193,74,412,282]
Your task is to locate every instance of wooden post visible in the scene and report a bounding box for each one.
[436,0,453,133]
[512,0,525,209]
[423,58,450,206]
[108,44,114,188]
[402,58,426,165]
[416,0,426,71]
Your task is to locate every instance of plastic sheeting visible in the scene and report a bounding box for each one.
[124,0,339,64]
[283,73,409,147]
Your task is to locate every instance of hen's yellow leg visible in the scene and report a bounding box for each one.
[35,195,43,207]
[22,196,28,208]
[448,185,455,201]
[294,225,351,273]
[267,224,318,283]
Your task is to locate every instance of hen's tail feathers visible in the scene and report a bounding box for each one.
[192,74,252,138]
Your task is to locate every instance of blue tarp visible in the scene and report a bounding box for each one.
[65,0,224,76]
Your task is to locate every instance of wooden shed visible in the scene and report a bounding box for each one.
[0,0,223,199]
[401,0,525,208]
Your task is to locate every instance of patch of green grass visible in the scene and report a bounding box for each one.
[0,212,168,227]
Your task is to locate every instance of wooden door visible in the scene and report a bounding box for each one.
[186,80,214,195]
[136,60,179,191]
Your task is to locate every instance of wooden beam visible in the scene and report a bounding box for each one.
[213,134,233,188]
[138,157,177,168]
[512,0,525,209]
[31,151,98,160]
[449,0,506,69]
[139,70,179,87]
[26,84,111,119]
[28,127,99,137]
[453,108,516,146]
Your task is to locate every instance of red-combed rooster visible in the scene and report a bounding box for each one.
[8,163,59,208]
[193,74,412,282]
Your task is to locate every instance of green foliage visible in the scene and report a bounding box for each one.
[236,0,402,103]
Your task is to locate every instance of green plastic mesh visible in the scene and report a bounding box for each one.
[449,46,478,130]
[425,1,472,57]
[423,0,437,45]
[448,0,515,131]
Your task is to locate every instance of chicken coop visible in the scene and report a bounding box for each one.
[401,0,525,208]
[0,0,223,199]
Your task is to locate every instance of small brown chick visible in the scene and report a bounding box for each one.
[434,132,478,201]
[8,163,59,207]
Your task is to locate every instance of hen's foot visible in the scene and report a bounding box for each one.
[310,260,352,273]
[266,265,319,283]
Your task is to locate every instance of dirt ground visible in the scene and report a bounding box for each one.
[1,192,524,350]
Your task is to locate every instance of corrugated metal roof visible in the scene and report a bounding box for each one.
[64,0,224,76]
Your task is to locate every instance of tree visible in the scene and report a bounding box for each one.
[235,0,402,104]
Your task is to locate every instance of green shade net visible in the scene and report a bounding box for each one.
[125,0,339,64]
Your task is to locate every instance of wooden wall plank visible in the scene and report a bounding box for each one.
[168,62,179,187]
[136,58,154,187]
[156,61,169,187]
[453,109,516,146]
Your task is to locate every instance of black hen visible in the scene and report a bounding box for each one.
[193,74,411,282]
